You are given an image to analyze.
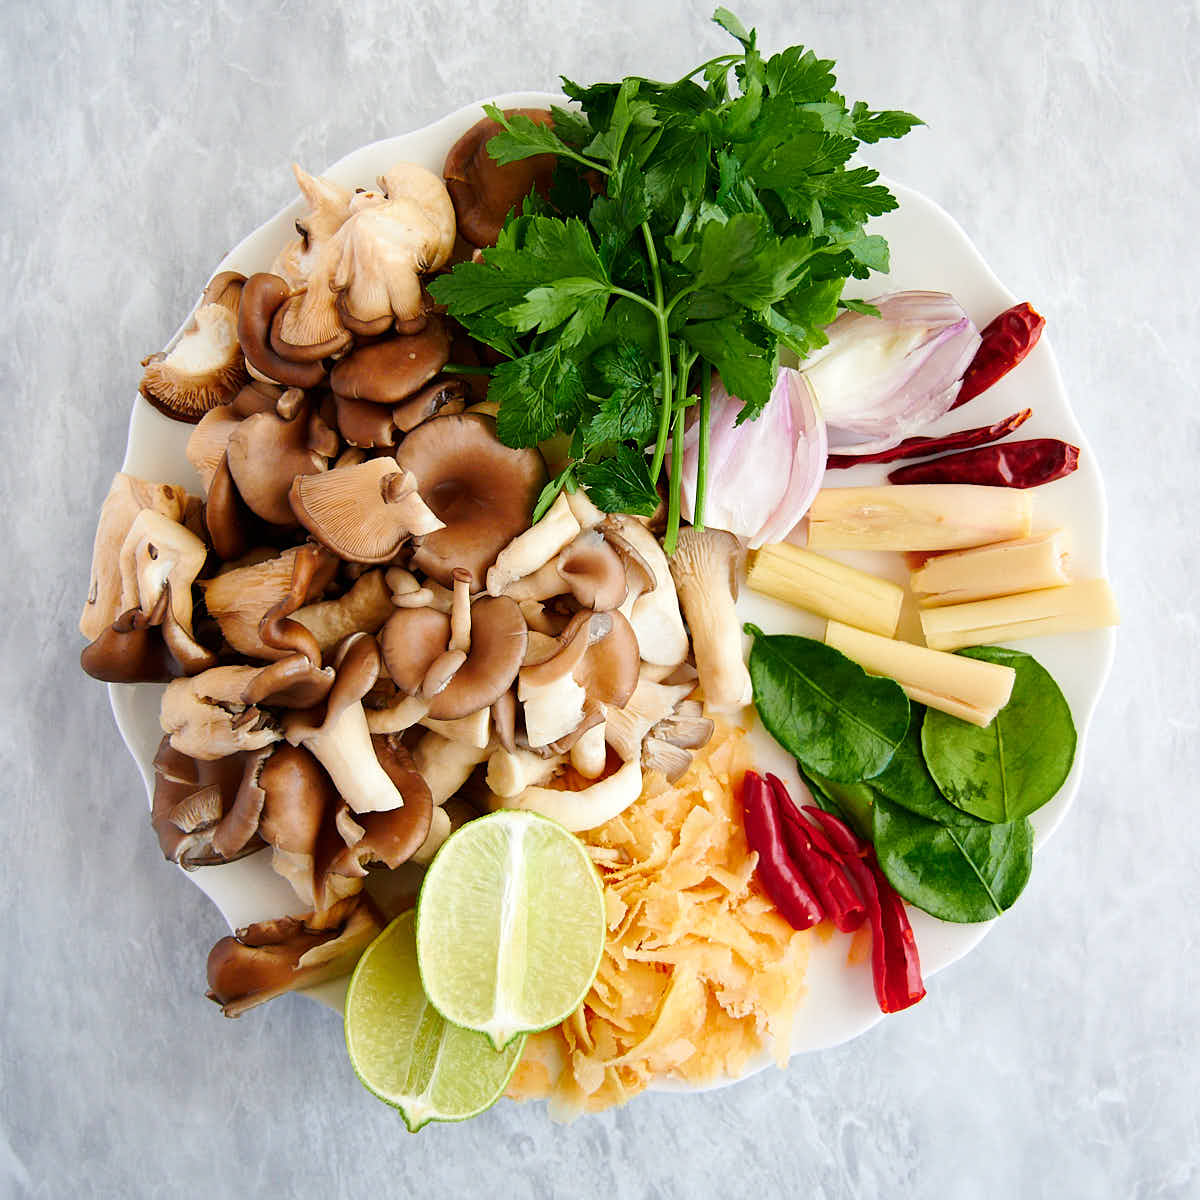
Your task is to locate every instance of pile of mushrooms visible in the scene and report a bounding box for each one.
[83,111,754,1017]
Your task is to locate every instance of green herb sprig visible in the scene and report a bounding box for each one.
[429,8,921,550]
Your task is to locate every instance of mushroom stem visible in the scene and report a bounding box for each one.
[365,693,430,734]
[291,701,404,813]
[495,757,644,833]
[449,568,473,654]
[570,721,608,780]
[486,747,564,798]
[412,731,491,806]
[410,807,452,865]
[486,491,581,596]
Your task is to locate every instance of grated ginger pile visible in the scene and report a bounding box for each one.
[507,721,811,1116]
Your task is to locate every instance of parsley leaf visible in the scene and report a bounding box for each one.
[576,445,660,515]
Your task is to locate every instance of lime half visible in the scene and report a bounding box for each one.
[344,911,524,1131]
[416,810,606,1050]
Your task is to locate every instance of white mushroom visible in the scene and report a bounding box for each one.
[570,721,608,779]
[486,747,564,798]
[604,675,696,761]
[161,666,283,760]
[419,708,491,749]
[269,165,353,289]
[566,487,607,530]
[669,528,753,713]
[117,508,209,645]
[410,807,452,865]
[495,757,643,833]
[486,491,580,596]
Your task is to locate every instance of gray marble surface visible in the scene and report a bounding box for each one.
[2,1,1196,1196]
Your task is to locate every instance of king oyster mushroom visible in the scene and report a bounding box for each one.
[139,272,248,422]
[443,109,557,247]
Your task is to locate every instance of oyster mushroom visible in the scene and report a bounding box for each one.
[495,757,644,834]
[486,746,564,798]
[204,454,252,562]
[444,108,557,247]
[116,509,207,645]
[485,491,581,596]
[320,163,456,337]
[604,673,696,762]
[555,529,628,611]
[411,730,492,806]
[139,272,248,422]
[201,544,338,661]
[269,165,353,290]
[185,405,241,493]
[394,412,547,589]
[290,569,395,654]
[81,594,177,683]
[669,528,752,712]
[237,273,328,388]
[205,895,381,1017]
[80,473,188,642]
[282,635,404,814]
[161,665,283,760]
[289,460,443,563]
[328,320,452,405]
[604,515,689,668]
[225,390,332,525]
[392,379,466,432]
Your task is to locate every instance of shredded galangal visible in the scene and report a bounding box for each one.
[506,722,811,1116]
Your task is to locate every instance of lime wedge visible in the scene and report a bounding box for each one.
[344,911,524,1131]
[415,810,605,1050]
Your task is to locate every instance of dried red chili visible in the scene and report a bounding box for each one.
[802,806,925,1013]
[741,771,823,931]
[768,774,866,933]
[951,302,1045,409]
[827,409,1032,469]
[887,438,1079,487]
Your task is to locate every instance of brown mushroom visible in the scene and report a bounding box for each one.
[151,737,265,868]
[392,378,466,432]
[205,895,382,1017]
[329,320,452,405]
[444,109,557,247]
[394,412,547,589]
[225,390,331,525]
[81,595,177,683]
[556,529,627,611]
[289,459,444,563]
[379,605,452,695]
[236,273,327,388]
[203,454,250,561]
[334,393,401,448]
[185,405,241,493]
[139,272,248,422]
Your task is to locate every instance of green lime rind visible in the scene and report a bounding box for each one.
[415,810,606,1051]
[344,911,525,1131]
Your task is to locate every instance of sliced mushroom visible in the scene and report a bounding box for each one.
[290,460,443,563]
[419,707,491,749]
[161,665,283,760]
[282,635,404,814]
[444,109,557,247]
[604,515,689,668]
[329,320,452,405]
[205,895,381,1017]
[139,272,247,422]
[80,473,188,642]
[669,528,752,713]
[394,412,547,589]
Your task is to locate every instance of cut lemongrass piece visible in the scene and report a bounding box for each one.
[825,620,1016,727]
[747,542,904,637]
[911,530,1071,608]
[919,579,1120,652]
[806,485,1033,552]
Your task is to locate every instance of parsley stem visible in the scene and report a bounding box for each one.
[694,361,712,531]
[442,363,493,376]
[664,345,695,555]
[641,223,675,486]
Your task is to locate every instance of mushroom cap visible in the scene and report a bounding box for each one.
[557,530,628,611]
[329,320,451,405]
[186,404,241,493]
[334,393,400,448]
[244,653,336,709]
[428,596,527,720]
[81,601,177,683]
[226,404,329,526]
[289,459,445,564]
[521,609,640,709]
[394,412,548,589]
[392,379,466,433]
[161,665,283,760]
[444,109,557,247]
[379,606,451,694]
[139,272,248,423]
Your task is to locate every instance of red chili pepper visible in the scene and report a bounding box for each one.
[952,302,1045,409]
[887,438,1079,488]
[741,772,823,931]
[802,806,925,1013]
[827,409,1032,469]
[767,774,866,933]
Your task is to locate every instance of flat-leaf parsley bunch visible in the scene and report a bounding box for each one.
[429,8,920,551]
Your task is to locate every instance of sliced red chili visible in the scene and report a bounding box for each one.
[887,438,1079,488]
[741,772,823,931]
[767,774,866,933]
[952,302,1045,409]
[827,409,1032,469]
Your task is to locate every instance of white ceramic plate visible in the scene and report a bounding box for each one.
[110,92,1115,1080]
